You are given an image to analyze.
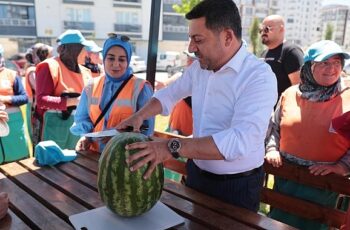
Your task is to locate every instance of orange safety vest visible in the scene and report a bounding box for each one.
[0,68,16,100]
[38,57,91,96]
[169,99,193,136]
[25,65,36,102]
[280,86,350,162]
[87,75,147,151]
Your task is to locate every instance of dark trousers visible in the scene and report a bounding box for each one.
[185,160,264,212]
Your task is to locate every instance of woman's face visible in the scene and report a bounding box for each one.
[104,46,128,78]
[312,55,343,86]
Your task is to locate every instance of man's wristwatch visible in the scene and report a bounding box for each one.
[167,138,181,159]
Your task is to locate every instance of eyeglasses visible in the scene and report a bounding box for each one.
[259,25,274,34]
[107,33,130,42]
[313,60,342,69]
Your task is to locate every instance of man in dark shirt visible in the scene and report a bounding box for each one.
[260,15,304,99]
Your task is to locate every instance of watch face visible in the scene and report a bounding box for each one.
[170,139,181,152]
[169,139,181,152]
[168,139,181,159]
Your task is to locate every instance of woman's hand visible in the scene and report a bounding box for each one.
[309,163,349,176]
[75,137,91,151]
[265,150,283,167]
[0,95,11,104]
[0,110,8,122]
[0,192,9,220]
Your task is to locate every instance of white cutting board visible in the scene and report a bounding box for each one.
[69,201,184,230]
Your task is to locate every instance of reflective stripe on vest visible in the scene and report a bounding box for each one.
[280,86,350,162]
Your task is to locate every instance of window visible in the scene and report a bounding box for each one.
[116,11,140,25]
[0,4,34,20]
[66,8,91,22]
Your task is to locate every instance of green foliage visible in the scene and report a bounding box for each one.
[249,17,260,55]
[325,23,334,40]
[172,0,202,14]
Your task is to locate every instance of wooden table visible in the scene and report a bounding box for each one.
[0,151,295,230]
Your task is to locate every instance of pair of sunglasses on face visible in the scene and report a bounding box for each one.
[258,25,274,34]
[107,33,130,42]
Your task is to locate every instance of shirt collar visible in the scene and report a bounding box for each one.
[219,43,248,73]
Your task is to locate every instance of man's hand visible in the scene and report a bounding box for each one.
[0,192,9,220]
[309,163,349,176]
[125,140,172,179]
[116,114,144,132]
[265,150,283,167]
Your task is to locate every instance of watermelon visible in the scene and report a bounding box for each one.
[97,132,164,217]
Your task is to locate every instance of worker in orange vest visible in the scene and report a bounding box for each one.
[34,30,92,149]
[70,33,154,153]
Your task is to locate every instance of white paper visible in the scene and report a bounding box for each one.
[69,201,184,230]
[82,129,119,138]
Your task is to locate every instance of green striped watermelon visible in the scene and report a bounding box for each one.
[97,132,164,217]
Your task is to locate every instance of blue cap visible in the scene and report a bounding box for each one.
[85,40,102,53]
[304,40,350,62]
[57,29,89,46]
[35,140,77,166]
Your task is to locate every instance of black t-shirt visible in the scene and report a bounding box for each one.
[261,41,304,98]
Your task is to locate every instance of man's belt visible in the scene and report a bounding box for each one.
[194,163,262,180]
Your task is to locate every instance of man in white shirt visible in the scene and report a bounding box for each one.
[117,0,277,212]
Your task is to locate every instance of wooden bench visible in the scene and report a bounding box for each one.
[153,130,350,230]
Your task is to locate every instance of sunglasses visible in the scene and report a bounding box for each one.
[259,25,274,34]
[107,33,130,42]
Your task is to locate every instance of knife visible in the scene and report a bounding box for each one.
[82,125,149,139]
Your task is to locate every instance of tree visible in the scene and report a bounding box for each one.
[325,23,334,40]
[172,0,201,14]
[249,17,260,55]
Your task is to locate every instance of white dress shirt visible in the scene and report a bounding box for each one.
[154,46,277,174]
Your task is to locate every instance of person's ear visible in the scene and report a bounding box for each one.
[223,28,235,47]
[280,24,285,33]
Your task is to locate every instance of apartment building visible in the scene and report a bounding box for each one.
[321,4,350,50]
[276,0,322,49]
[234,0,272,45]
[0,0,36,56]
[0,0,189,60]
[1,0,348,59]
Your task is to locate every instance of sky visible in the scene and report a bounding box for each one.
[322,0,350,6]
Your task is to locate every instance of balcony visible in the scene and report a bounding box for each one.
[163,25,188,41]
[0,18,36,36]
[64,21,94,30]
[113,0,141,8]
[0,18,35,27]
[114,23,142,33]
[163,24,187,33]
[62,0,94,5]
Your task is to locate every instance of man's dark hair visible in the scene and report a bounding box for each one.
[185,0,242,39]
